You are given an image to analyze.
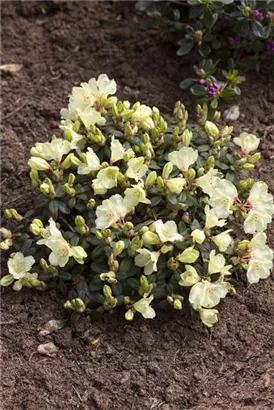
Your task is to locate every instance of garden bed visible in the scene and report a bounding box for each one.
[1,2,274,409]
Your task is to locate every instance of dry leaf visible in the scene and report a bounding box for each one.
[38,319,64,338]
[37,342,59,357]
[0,64,22,72]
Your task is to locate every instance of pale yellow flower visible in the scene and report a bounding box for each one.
[126,157,148,181]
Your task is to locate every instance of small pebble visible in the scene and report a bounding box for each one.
[223,105,240,122]
[37,342,59,357]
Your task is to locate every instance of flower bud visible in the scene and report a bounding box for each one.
[141,117,155,130]
[206,155,215,169]
[30,169,40,187]
[0,228,12,239]
[236,240,250,253]
[28,278,42,288]
[167,257,180,271]
[162,162,173,179]
[125,309,134,321]
[139,275,153,295]
[0,274,14,286]
[40,182,50,194]
[160,244,173,254]
[105,96,118,108]
[72,298,86,313]
[157,176,165,189]
[112,241,125,258]
[213,141,221,150]
[248,153,261,164]
[237,157,247,166]
[0,240,11,250]
[75,216,85,228]
[63,183,76,197]
[140,226,149,235]
[4,209,13,219]
[87,198,96,209]
[68,173,76,185]
[221,126,233,138]
[28,157,50,171]
[29,224,41,236]
[173,299,183,310]
[145,171,157,187]
[205,121,219,138]
[142,231,161,245]
[213,111,221,121]
[70,154,82,167]
[182,129,192,147]
[187,169,196,180]
[242,163,254,171]
[167,296,174,304]
[197,167,205,177]
[9,209,23,222]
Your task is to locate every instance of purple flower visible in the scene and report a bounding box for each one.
[206,83,219,98]
[266,40,274,54]
[266,12,274,22]
[222,15,230,25]
[197,79,206,85]
[248,30,255,40]
[250,10,263,21]
[227,34,241,46]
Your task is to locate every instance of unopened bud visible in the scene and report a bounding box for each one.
[248,153,261,164]
[68,173,76,185]
[125,309,134,321]
[205,121,219,138]
[242,163,254,171]
[87,198,96,209]
[142,231,161,245]
[182,129,192,147]
[145,171,157,187]
[187,168,196,180]
[213,111,221,121]
[236,240,250,253]
[173,299,183,310]
[197,167,205,177]
[28,157,50,171]
[206,155,215,169]
[112,241,125,257]
[160,244,173,254]
[162,162,173,179]
[157,176,165,189]
[0,228,12,239]
[167,257,180,271]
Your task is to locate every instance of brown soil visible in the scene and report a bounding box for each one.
[1,2,274,410]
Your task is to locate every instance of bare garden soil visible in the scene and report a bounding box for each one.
[1,2,274,409]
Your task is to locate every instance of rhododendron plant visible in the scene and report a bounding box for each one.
[1,74,273,327]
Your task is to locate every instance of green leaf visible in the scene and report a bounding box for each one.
[190,85,206,97]
[210,98,218,109]
[49,200,59,218]
[135,0,153,11]
[251,21,264,38]
[177,39,194,56]
[203,8,218,30]
[58,202,70,214]
[189,5,203,19]
[199,43,211,57]
[180,78,194,89]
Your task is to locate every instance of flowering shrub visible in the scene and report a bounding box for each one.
[1,74,273,327]
[137,0,274,110]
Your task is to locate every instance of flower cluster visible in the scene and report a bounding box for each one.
[1,74,273,328]
[137,0,274,110]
